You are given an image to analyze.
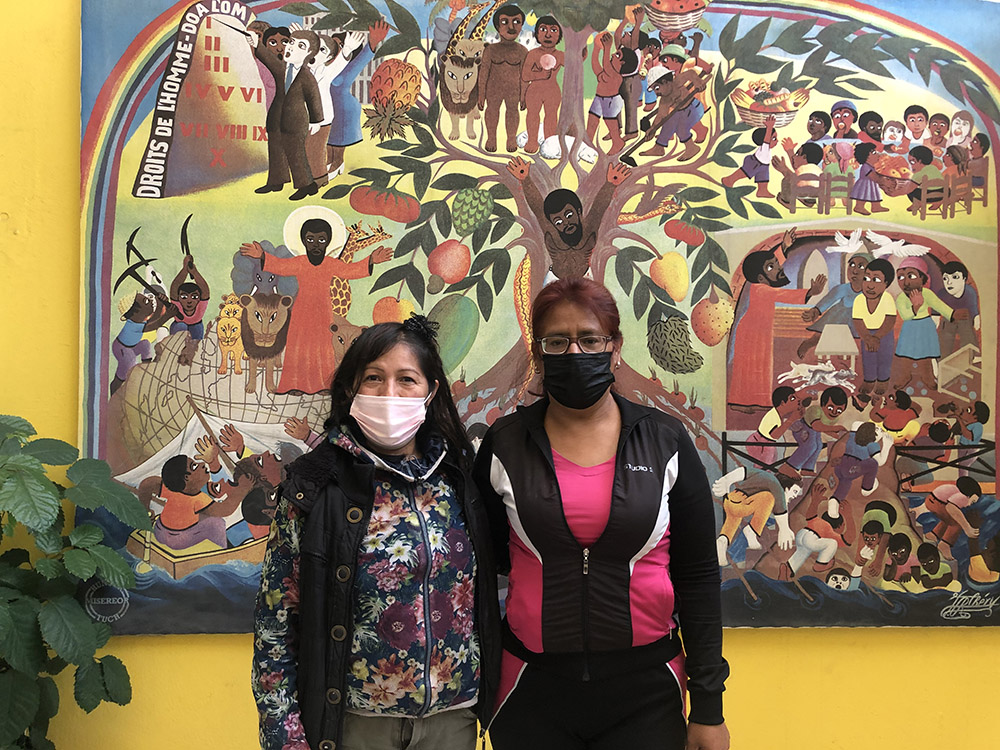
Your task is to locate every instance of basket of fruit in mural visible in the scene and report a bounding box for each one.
[871,152,916,197]
[730,79,811,127]
[645,0,712,33]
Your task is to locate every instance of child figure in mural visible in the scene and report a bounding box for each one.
[903,104,929,148]
[827,422,887,516]
[882,119,906,154]
[640,42,712,162]
[727,228,827,412]
[851,142,889,214]
[520,15,564,153]
[778,386,848,479]
[913,542,961,591]
[954,400,990,477]
[853,499,895,580]
[906,145,945,214]
[479,5,527,153]
[111,291,173,396]
[746,386,803,467]
[870,390,922,444]
[882,533,921,591]
[804,110,832,143]
[937,261,980,356]
[925,112,951,161]
[154,437,243,551]
[829,99,859,139]
[169,254,210,341]
[586,31,633,155]
[239,215,393,395]
[712,466,799,567]
[614,10,645,141]
[798,250,870,361]
[969,132,991,187]
[772,139,823,209]
[852,257,896,403]
[506,156,631,281]
[722,114,779,197]
[909,477,984,562]
[783,477,854,580]
[892,256,969,391]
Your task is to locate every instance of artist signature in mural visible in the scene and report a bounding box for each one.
[939,590,1000,621]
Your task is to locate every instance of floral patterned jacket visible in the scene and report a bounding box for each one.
[252,426,493,750]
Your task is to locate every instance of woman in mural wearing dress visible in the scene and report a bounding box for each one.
[252,317,500,750]
[475,278,730,750]
[326,20,389,179]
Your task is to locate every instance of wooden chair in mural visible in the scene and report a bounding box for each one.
[971,160,990,207]
[914,172,948,219]
[818,171,854,215]
[785,173,822,214]
[943,172,973,218]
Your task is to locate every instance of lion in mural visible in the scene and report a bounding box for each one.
[239,293,293,395]
[440,40,485,140]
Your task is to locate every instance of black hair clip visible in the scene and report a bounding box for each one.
[402,314,439,342]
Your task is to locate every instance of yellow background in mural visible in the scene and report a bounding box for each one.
[1,3,998,750]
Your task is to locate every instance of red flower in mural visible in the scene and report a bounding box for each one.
[377,601,420,649]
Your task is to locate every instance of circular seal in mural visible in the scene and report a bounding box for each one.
[84,583,130,624]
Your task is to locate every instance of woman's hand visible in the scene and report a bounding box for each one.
[687,721,730,750]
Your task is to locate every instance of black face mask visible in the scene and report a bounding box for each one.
[542,352,615,410]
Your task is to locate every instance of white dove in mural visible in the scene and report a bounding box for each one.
[865,229,931,258]
[826,228,865,254]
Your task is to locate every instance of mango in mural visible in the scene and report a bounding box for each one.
[82,0,998,631]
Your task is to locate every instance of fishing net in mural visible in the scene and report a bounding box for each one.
[82,0,998,632]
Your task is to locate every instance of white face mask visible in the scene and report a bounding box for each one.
[349,393,433,452]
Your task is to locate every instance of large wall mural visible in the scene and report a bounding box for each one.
[82,0,998,632]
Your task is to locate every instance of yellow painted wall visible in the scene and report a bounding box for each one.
[1,3,997,748]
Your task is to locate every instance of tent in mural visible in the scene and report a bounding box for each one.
[82,0,999,633]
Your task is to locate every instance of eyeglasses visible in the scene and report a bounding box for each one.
[536,335,614,355]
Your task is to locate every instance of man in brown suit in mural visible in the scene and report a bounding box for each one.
[252,26,291,194]
[279,30,324,200]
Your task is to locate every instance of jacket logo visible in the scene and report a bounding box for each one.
[625,463,653,473]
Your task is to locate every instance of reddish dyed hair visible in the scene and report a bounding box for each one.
[530,278,623,357]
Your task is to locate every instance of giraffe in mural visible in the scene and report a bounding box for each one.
[329,222,393,317]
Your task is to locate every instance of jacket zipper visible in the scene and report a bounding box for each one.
[407,483,435,718]
[581,547,591,681]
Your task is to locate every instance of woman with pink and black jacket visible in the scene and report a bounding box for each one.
[475,278,730,750]
[252,317,500,750]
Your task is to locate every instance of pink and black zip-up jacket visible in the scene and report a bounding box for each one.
[474,393,729,725]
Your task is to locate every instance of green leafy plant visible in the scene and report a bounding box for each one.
[0,415,151,749]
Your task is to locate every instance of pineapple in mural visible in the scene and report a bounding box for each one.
[452,188,495,236]
[363,60,422,141]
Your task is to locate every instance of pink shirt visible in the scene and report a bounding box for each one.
[552,449,615,547]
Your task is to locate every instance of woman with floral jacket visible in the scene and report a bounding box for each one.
[252,317,500,750]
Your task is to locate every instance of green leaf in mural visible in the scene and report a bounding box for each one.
[633,278,651,320]
[472,221,491,254]
[490,218,514,243]
[939,63,971,107]
[876,35,923,70]
[965,83,1000,126]
[815,20,863,57]
[384,0,420,40]
[691,271,715,305]
[843,77,883,92]
[615,252,635,294]
[435,202,452,238]
[492,249,511,292]
[417,224,437,256]
[0,670,40,746]
[692,218,732,233]
[369,264,411,293]
[845,33,892,77]
[489,183,513,201]
[350,0,383,23]
[691,246,712,283]
[812,78,860,99]
[318,0,351,14]
[476,279,493,322]
[750,201,782,219]
[87,545,136,589]
[377,139,411,151]
[734,17,770,60]
[313,11,357,30]
[431,174,479,192]
[21,440,78,467]
[280,2,323,16]
[741,55,785,75]
[718,14,741,60]
[914,46,936,86]
[771,18,817,55]
[725,187,750,219]
[690,206,729,219]
[405,266,425,308]
[470,248,500,277]
[678,187,720,203]
[322,183,352,200]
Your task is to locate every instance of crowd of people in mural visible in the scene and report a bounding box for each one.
[724,226,995,595]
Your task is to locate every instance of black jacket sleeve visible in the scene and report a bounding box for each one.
[473,426,511,576]
[667,425,730,725]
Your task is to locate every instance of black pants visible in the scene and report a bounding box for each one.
[489,658,687,750]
